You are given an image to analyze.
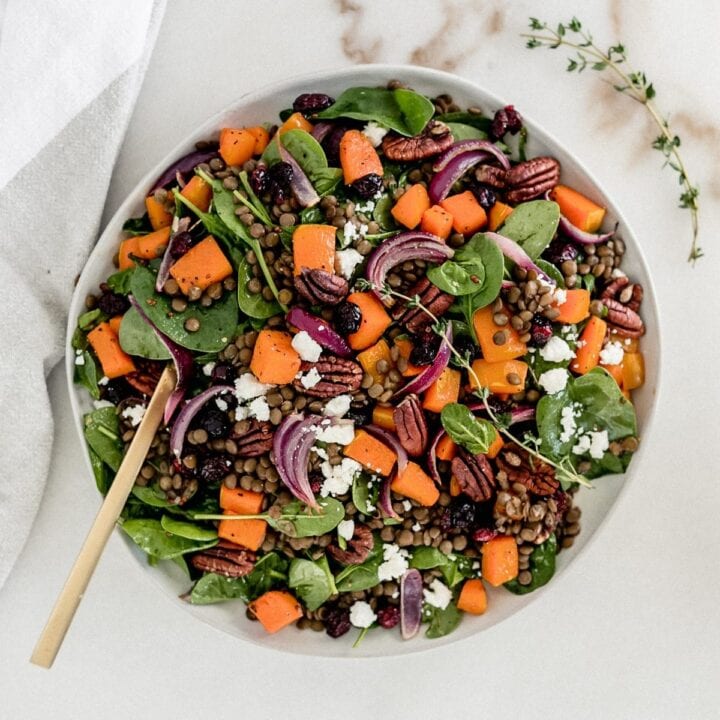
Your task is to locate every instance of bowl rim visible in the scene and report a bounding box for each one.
[65,62,662,658]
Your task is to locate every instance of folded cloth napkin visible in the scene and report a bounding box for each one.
[0,0,166,589]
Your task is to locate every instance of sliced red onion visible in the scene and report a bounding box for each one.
[286,307,352,358]
[400,569,423,640]
[501,279,517,289]
[128,295,194,424]
[362,424,408,477]
[542,190,616,245]
[433,139,511,173]
[466,403,536,425]
[378,475,400,521]
[149,149,217,195]
[156,216,191,292]
[393,323,452,399]
[426,427,447,486]
[169,385,234,458]
[277,133,320,208]
[365,232,453,300]
[486,231,555,287]
[428,150,488,204]
[311,121,334,144]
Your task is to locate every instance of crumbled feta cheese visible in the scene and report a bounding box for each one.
[343,220,358,244]
[74,350,85,366]
[391,590,399,600]
[539,336,575,363]
[412,522,421,532]
[402,500,412,512]
[559,405,578,443]
[291,331,323,362]
[471,561,481,571]
[423,579,453,609]
[247,396,270,422]
[335,248,364,279]
[320,457,362,497]
[349,600,377,628]
[299,367,322,389]
[354,199,375,213]
[599,341,624,366]
[312,446,329,461]
[98,376,109,386]
[202,361,216,377]
[315,420,355,445]
[573,430,609,459]
[215,397,228,412]
[235,405,249,420]
[234,373,272,401]
[337,519,355,541]
[538,368,569,395]
[362,121,388,147]
[377,543,409,582]
[323,394,352,418]
[553,288,568,306]
[611,268,627,279]
[92,400,115,410]
[121,404,146,427]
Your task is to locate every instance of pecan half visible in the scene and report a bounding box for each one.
[474,164,507,189]
[505,157,560,203]
[601,276,643,313]
[328,523,373,565]
[393,394,428,457]
[230,419,274,456]
[382,120,454,162]
[293,356,363,398]
[496,443,558,496]
[451,449,496,502]
[603,298,645,337]
[294,268,349,306]
[125,358,163,396]
[391,276,454,333]
[189,541,256,578]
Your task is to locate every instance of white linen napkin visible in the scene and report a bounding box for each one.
[0,0,166,589]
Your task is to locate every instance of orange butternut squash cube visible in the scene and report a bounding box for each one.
[278,112,314,136]
[292,224,336,275]
[420,204,454,239]
[219,486,264,515]
[481,535,519,586]
[145,194,172,230]
[248,591,303,634]
[472,305,527,362]
[391,184,431,229]
[422,367,461,413]
[487,201,513,232]
[219,127,257,166]
[169,236,232,294]
[180,176,212,213]
[249,330,301,385]
[346,292,391,351]
[391,461,440,506]
[339,129,383,184]
[218,515,267,552]
[554,288,591,324]
[344,429,397,476]
[470,358,528,395]
[87,322,136,379]
[622,352,645,390]
[551,185,606,233]
[440,191,487,234]
[371,405,396,432]
[357,339,392,385]
[457,578,488,615]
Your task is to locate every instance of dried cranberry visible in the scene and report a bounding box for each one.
[334,301,362,335]
[376,605,400,629]
[169,231,193,259]
[102,379,129,405]
[451,335,479,366]
[490,105,523,139]
[440,500,477,533]
[197,408,230,439]
[198,455,232,483]
[409,330,441,366]
[268,161,293,190]
[292,93,335,116]
[325,607,352,638]
[346,403,372,426]
[309,472,323,495]
[472,527,500,543]
[544,239,579,265]
[97,291,129,316]
[321,125,348,167]
[552,489,570,518]
[351,173,384,200]
[530,315,554,348]
[210,363,235,385]
[249,165,269,195]
[472,185,497,211]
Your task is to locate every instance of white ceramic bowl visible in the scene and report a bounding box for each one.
[66,64,661,657]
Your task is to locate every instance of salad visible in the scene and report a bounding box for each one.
[73,82,646,643]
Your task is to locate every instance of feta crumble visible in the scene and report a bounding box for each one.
[599,341,624,366]
[291,330,323,362]
[539,336,575,363]
[121,404,146,427]
[349,600,377,628]
[234,373,272,401]
[315,420,355,445]
[362,121,388,147]
[98,376,109,386]
[320,457,362,497]
[538,368,569,395]
[553,288,568,306]
[92,400,115,410]
[354,199,375,213]
[74,350,85,366]
[559,405,578,443]
[412,522,421,532]
[402,500,412,512]
[335,248,364,279]
[299,367,322,389]
[247,396,270,422]
[323,394,352,418]
[202,361,216,377]
[423,579,453,610]
[337,519,355,541]
[377,543,409,582]
[215,397,229,412]
[572,429,609,459]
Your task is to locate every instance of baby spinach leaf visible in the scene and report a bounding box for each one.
[440,555,476,588]
[335,536,383,592]
[446,122,487,141]
[244,552,290,599]
[288,556,337,611]
[269,497,345,538]
[441,403,497,455]
[372,195,397,231]
[74,350,101,399]
[106,268,134,294]
[500,200,560,260]
[352,473,379,515]
[536,259,565,288]
[317,87,434,136]
[436,111,492,133]
[505,534,557,594]
[83,406,123,472]
[77,309,103,331]
[525,326,577,379]
[120,518,217,559]
[409,546,449,570]
[312,167,343,196]
[118,307,171,360]
[130,265,239,352]
[300,206,324,224]
[88,447,111,494]
[190,573,250,605]
[424,601,462,638]
[236,256,281,319]
[122,214,153,236]
[262,128,327,174]
[131,485,178,509]
[160,515,218,541]
[582,273,596,294]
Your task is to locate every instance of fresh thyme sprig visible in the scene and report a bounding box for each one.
[356,278,592,489]
[522,17,702,263]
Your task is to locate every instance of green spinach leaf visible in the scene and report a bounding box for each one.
[74,350,101,399]
[269,497,345,538]
[77,309,103,330]
[262,128,327,175]
[288,555,337,611]
[122,214,153,236]
[160,515,218,541]
[435,112,492,133]
[236,255,281,319]
[83,406,123,472]
[335,536,383,592]
[106,268,134,294]
[190,573,250,605]
[372,195,397,231]
[352,473,379,515]
[536,259,565,288]
[312,167,343,196]
[424,601,462,638]
[317,87,434,136]
[244,552,289,599]
[88,447,111,494]
[500,200,560,260]
[440,403,497,455]
[118,307,171,359]
[505,534,557,594]
[120,518,217,559]
[446,122,487,141]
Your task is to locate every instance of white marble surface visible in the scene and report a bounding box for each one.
[2,1,720,717]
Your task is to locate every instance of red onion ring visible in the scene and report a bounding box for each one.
[400,568,423,640]
[428,150,489,204]
[426,427,447,486]
[277,132,320,208]
[377,475,400,521]
[486,231,555,287]
[362,424,408,477]
[286,307,352,358]
[155,217,191,292]
[149,149,217,195]
[310,121,334,144]
[542,190,616,245]
[393,323,452,399]
[432,139,510,173]
[169,385,234,458]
